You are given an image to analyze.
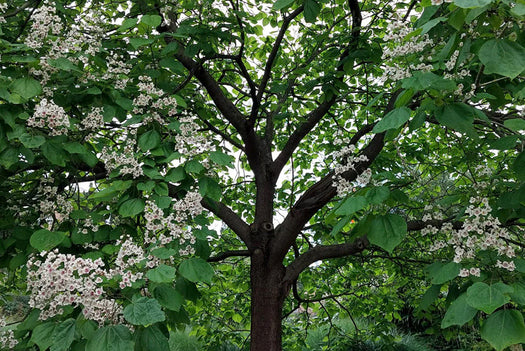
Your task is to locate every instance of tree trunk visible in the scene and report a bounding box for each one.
[250,248,288,351]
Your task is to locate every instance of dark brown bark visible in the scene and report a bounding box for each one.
[249,248,289,351]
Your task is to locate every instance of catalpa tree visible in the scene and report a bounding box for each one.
[0,0,525,350]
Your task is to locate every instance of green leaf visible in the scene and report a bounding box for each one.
[441,293,478,328]
[140,15,162,27]
[179,258,214,284]
[123,297,165,326]
[210,150,235,167]
[42,141,68,166]
[510,282,525,305]
[488,135,518,150]
[48,58,81,72]
[419,284,441,311]
[165,167,186,182]
[514,151,525,180]
[480,310,525,351]
[50,319,76,351]
[117,18,138,32]
[435,103,476,136]
[401,72,456,91]
[118,198,145,217]
[185,160,204,174]
[430,262,460,285]
[466,282,512,314]
[30,229,67,251]
[129,37,155,49]
[372,107,411,133]
[30,322,56,350]
[366,186,390,205]
[146,264,176,283]
[136,325,170,351]
[154,284,184,311]
[198,177,222,201]
[367,214,407,253]
[303,0,321,22]
[330,215,353,236]
[139,130,161,151]
[335,196,367,215]
[273,0,295,10]
[504,118,525,131]
[478,39,525,79]
[10,77,42,99]
[86,325,135,351]
[19,134,45,148]
[454,0,492,8]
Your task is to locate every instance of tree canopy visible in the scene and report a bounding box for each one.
[0,0,525,350]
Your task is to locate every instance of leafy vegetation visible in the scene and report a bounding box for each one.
[0,0,525,350]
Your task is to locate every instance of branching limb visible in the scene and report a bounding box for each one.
[271,0,362,182]
[207,249,250,262]
[250,6,304,123]
[200,197,252,249]
[283,236,369,283]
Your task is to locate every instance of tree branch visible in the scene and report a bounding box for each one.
[207,249,250,262]
[283,236,369,283]
[250,6,304,123]
[200,197,252,249]
[271,0,362,182]
[270,89,400,263]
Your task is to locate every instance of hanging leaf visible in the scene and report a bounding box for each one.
[123,297,165,326]
[118,198,145,217]
[480,310,525,351]
[9,77,42,99]
[154,284,184,311]
[273,0,295,10]
[179,258,214,284]
[367,214,407,253]
[85,325,135,351]
[466,282,512,314]
[335,196,368,215]
[441,293,478,328]
[30,229,67,252]
[303,0,321,22]
[478,39,525,79]
[430,262,460,285]
[372,107,411,133]
[135,325,170,351]
[50,319,76,351]
[146,264,176,283]
[139,130,161,151]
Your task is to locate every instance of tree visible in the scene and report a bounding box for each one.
[1,0,525,350]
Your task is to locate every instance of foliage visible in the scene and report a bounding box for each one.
[0,0,524,350]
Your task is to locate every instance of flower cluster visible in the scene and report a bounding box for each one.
[132,75,179,124]
[332,132,370,196]
[99,54,132,90]
[27,99,70,136]
[0,316,17,350]
[26,250,122,325]
[175,115,212,158]
[109,236,149,289]
[80,107,104,130]
[144,191,203,255]
[381,21,434,82]
[0,3,7,24]
[424,197,515,277]
[33,178,74,228]
[24,4,63,49]
[100,145,144,178]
